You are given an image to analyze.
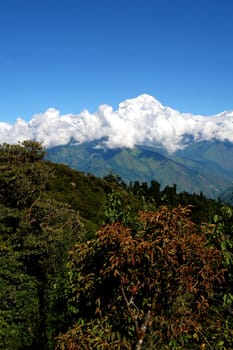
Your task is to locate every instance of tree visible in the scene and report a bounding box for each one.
[57,206,226,349]
[148,180,161,204]
[2,195,85,349]
[0,141,85,349]
[21,140,46,162]
[0,140,45,164]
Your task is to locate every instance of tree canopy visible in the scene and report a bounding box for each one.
[57,206,231,349]
[0,141,232,349]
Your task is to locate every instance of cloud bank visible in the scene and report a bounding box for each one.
[1,94,233,153]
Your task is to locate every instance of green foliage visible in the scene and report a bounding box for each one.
[16,196,84,276]
[46,162,108,234]
[0,244,39,350]
[103,172,127,188]
[0,162,51,209]
[0,141,86,349]
[0,140,46,164]
[211,205,233,271]
[207,205,233,349]
[103,191,135,225]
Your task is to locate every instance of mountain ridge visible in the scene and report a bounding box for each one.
[46,139,233,199]
[1,94,233,153]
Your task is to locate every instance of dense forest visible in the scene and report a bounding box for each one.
[0,141,233,350]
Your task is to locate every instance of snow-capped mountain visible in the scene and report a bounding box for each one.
[1,94,233,153]
[1,94,233,199]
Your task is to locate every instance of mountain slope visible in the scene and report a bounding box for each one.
[175,141,233,176]
[171,141,233,195]
[46,140,233,198]
[219,184,233,205]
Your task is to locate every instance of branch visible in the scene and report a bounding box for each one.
[135,310,151,350]
[120,285,152,350]
[121,285,139,330]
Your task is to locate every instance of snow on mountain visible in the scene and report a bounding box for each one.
[1,94,233,153]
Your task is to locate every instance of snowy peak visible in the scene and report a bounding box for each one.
[119,94,163,111]
[216,110,233,118]
[0,94,233,153]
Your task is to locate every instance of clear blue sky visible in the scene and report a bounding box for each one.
[1,0,233,123]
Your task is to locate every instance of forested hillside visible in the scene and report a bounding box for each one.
[46,140,233,199]
[0,141,233,350]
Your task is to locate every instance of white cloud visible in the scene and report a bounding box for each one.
[1,94,233,153]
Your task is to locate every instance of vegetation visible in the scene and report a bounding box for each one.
[0,141,233,349]
[45,141,233,199]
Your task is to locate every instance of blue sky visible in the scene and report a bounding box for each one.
[1,0,233,123]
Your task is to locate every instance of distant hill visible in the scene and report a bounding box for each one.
[219,184,233,205]
[46,139,233,199]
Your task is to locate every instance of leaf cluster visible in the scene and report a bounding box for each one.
[58,206,229,349]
